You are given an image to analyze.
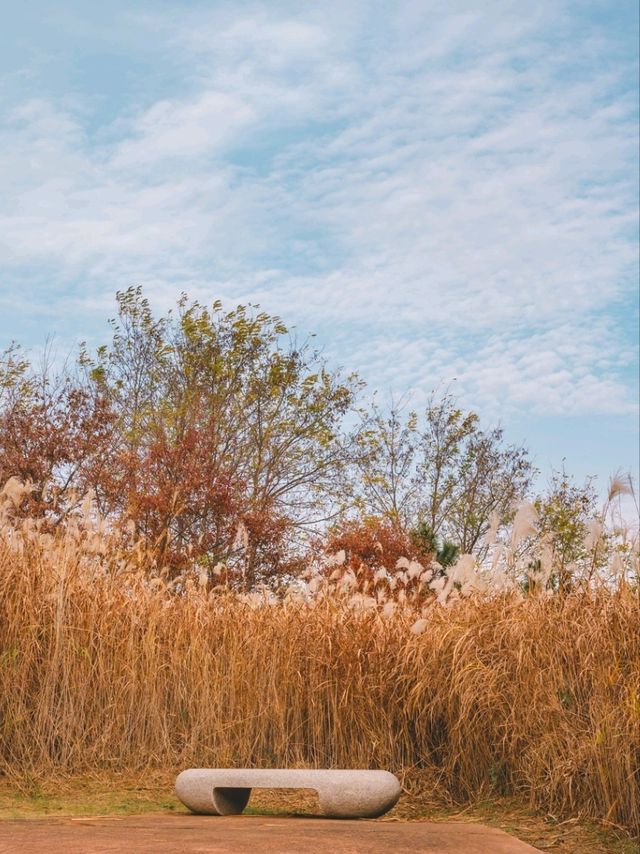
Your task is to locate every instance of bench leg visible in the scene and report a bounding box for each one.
[210,786,252,815]
[175,772,252,815]
[318,784,401,819]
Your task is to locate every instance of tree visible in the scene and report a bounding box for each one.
[352,403,419,529]
[410,522,459,569]
[324,517,418,575]
[0,343,115,522]
[434,421,533,554]
[81,288,361,585]
[534,467,607,591]
[353,393,534,554]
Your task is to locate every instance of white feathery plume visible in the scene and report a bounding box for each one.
[407,560,423,580]
[511,502,539,549]
[608,473,633,502]
[382,601,396,618]
[373,567,388,583]
[583,518,604,552]
[483,511,501,549]
[233,521,249,551]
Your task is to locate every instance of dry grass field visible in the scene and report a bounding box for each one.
[0,510,638,844]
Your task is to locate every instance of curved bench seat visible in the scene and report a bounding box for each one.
[175,768,401,819]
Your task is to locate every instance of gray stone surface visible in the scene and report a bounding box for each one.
[175,768,402,819]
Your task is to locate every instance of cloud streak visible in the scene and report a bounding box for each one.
[0,1,637,431]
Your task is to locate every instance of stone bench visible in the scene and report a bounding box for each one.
[175,768,401,819]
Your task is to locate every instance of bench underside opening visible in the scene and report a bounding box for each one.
[247,787,319,816]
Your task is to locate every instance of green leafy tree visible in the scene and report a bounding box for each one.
[534,467,606,591]
[410,521,460,569]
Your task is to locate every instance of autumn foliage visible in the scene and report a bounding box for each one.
[0,289,358,585]
[325,519,422,572]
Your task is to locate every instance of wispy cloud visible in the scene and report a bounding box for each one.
[0,1,637,434]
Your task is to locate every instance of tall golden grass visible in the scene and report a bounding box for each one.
[0,511,638,835]
[0,472,640,831]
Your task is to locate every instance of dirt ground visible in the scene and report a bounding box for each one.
[0,813,546,854]
[0,775,636,854]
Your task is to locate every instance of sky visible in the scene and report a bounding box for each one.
[1,1,638,500]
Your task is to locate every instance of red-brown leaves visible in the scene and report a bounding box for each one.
[325,518,418,573]
[0,376,116,521]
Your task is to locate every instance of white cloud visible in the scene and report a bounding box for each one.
[0,2,637,425]
[112,92,256,167]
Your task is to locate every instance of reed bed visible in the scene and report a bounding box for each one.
[0,523,638,835]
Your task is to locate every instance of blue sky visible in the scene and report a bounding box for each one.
[1,1,638,499]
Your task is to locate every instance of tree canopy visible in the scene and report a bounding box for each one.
[0,287,567,589]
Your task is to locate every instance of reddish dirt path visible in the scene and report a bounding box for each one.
[0,814,543,853]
